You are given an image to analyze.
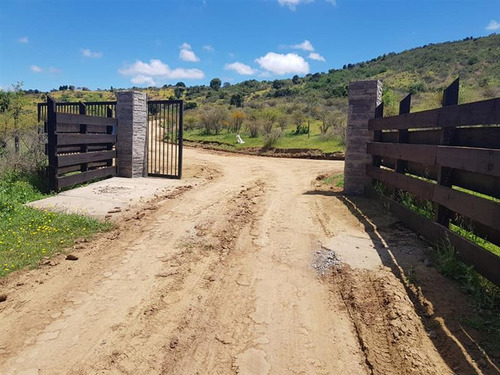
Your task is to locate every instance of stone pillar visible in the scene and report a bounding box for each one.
[116,91,147,178]
[343,80,383,195]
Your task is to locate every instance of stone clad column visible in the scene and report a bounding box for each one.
[343,80,383,195]
[116,91,147,178]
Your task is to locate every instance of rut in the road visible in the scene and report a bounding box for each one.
[80,180,268,375]
[334,265,450,375]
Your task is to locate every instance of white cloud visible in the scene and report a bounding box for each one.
[82,48,103,58]
[131,75,156,86]
[119,59,204,86]
[18,37,29,44]
[255,52,309,75]
[30,65,43,73]
[278,0,308,10]
[225,62,256,75]
[179,42,200,62]
[292,40,315,51]
[203,45,214,52]
[486,20,500,31]
[308,52,326,62]
[278,0,335,10]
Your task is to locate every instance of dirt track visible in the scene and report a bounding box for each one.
[0,148,496,374]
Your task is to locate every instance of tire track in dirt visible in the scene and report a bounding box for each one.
[0,148,475,375]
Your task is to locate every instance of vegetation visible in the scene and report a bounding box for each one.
[0,84,111,277]
[2,34,497,154]
[0,172,111,277]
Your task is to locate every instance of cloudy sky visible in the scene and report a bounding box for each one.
[1,0,499,91]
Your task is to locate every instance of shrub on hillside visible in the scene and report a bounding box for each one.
[262,129,282,150]
[199,107,228,135]
[246,120,261,138]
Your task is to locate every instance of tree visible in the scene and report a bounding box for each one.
[200,107,228,134]
[230,110,246,133]
[0,82,27,153]
[176,82,186,87]
[223,82,231,88]
[292,75,300,84]
[174,86,185,99]
[230,93,243,107]
[210,78,221,91]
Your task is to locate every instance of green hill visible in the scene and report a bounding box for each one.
[185,33,499,115]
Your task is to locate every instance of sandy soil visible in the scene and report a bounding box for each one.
[0,148,497,375]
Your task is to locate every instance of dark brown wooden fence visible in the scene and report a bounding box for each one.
[365,79,500,285]
[46,97,117,191]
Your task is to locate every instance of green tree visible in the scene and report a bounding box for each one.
[210,78,221,91]
[174,86,185,99]
[230,94,243,107]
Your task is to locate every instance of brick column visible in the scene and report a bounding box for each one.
[116,91,147,178]
[343,80,383,195]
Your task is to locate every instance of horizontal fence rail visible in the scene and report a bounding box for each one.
[38,101,117,123]
[45,97,117,191]
[366,78,500,285]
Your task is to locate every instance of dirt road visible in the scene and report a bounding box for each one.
[0,148,493,374]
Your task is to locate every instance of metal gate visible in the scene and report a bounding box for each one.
[147,100,183,178]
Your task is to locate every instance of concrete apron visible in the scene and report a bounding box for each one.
[26,177,185,221]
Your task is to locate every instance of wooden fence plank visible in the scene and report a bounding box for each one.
[369,98,500,131]
[370,143,500,178]
[56,122,112,134]
[56,134,116,146]
[380,126,500,148]
[436,146,500,178]
[366,165,434,200]
[57,161,109,175]
[365,186,500,286]
[367,142,437,165]
[57,145,111,154]
[367,166,500,231]
[379,159,500,200]
[57,150,116,167]
[56,166,116,190]
[56,112,117,126]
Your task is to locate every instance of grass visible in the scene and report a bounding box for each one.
[433,238,500,348]
[0,173,111,277]
[183,125,345,154]
[323,173,344,187]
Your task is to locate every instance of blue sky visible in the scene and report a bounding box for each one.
[1,0,499,91]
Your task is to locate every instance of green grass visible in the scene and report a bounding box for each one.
[183,126,345,154]
[323,173,344,187]
[0,174,111,277]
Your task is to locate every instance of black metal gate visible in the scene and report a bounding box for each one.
[147,100,183,178]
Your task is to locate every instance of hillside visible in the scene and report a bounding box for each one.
[182,33,499,115]
[1,34,499,136]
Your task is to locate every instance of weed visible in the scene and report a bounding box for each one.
[0,174,111,277]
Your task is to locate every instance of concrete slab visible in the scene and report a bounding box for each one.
[27,177,186,220]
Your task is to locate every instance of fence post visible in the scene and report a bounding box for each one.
[116,91,148,178]
[343,80,383,195]
[46,96,57,191]
[435,78,459,226]
[79,102,88,173]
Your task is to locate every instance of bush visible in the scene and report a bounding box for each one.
[246,120,261,138]
[262,129,281,150]
[0,126,47,191]
[199,107,228,135]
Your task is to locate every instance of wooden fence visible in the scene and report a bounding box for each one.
[46,97,117,191]
[365,79,500,285]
